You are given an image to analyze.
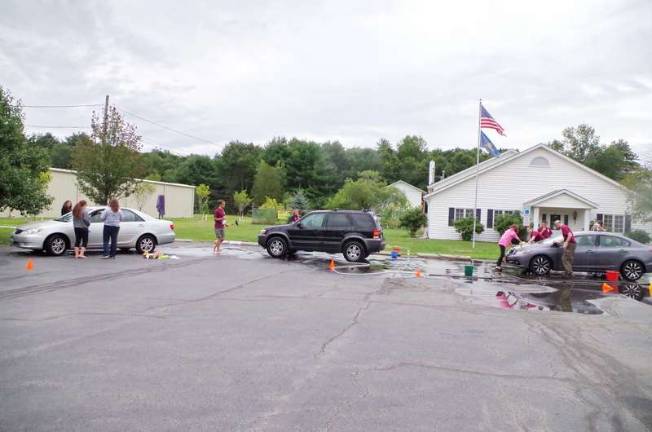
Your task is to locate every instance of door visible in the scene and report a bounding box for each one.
[593,235,631,271]
[323,213,353,253]
[286,212,326,250]
[572,234,598,271]
[117,209,145,247]
[87,208,106,248]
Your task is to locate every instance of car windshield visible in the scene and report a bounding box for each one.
[55,213,72,222]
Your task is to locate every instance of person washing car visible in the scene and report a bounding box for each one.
[529,222,552,243]
[496,224,522,271]
[554,219,576,278]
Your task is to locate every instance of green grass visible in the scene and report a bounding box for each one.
[171,215,497,260]
[1,214,497,259]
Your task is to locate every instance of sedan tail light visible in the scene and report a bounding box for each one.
[170,223,175,231]
[372,228,381,239]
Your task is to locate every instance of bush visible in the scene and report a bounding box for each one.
[454,217,484,241]
[399,207,427,237]
[380,202,410,229]
[625,230,651,244]
[494,213,526,238]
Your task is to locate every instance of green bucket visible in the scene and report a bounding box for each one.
[464,265,474,277]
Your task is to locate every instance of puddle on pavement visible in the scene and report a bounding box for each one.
[166,244,650,314]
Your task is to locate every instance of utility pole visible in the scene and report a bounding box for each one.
[102,94,109,144]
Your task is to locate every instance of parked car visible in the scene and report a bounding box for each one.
[506,232,652,281]
[257,210,385,262]
[11,207,175,256]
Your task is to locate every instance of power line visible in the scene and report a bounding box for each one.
[118,106,215,145]
[25,124,91,129]
[19,104,102,108]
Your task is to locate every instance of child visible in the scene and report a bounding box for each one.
[496,224,521,271]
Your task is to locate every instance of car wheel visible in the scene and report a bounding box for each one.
[266,236,287,258]
[529,255,552,276]
[619,282,644,301]
[343,240,365,262]
[45,234,68,256]
[620,260,644,281]
[136,234,157,254]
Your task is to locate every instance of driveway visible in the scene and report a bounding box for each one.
[1,244,651,431]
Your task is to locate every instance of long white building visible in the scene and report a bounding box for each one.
[423,144,651,241]
[1,168,195,218]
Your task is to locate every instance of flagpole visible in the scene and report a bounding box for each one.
[472,99,481,249]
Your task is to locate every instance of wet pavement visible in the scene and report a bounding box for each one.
[2,243,652,431]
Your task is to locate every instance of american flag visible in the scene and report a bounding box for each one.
[480,104,505,136]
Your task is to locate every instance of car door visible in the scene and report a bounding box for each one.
[117,209,145,247]
[87,208,106,248]
[323,213,353,253]
[572,234,598,271]
[285,212,326,251]
[593,235,631,271]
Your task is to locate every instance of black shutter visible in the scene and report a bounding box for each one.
[487,209,494,228]
[596,213,603,222]
[448,208,454,226]
[625,214,632,233]
[476,208,481,222]
[564,215,569,225]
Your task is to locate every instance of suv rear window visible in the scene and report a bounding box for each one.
[326,213,351,228]
[351,213,375,229]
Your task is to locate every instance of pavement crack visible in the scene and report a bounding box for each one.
[315,301,371,359]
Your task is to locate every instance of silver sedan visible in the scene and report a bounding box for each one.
[506,232,652,281]
[11,207,175,256]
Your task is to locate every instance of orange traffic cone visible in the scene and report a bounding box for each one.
[602,282,616,294]
[415,269,422,278]
[329,257,335,272]
[25,258,34,271]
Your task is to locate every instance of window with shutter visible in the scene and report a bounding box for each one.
[448,208,454,226]
[487,209,494,228]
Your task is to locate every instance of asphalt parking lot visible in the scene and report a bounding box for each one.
[1,243,651,431]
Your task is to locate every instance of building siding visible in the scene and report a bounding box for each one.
[426,146,652,241]
[1,169,195,218]
[390,181,424,208]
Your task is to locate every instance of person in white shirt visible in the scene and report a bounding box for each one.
[101,199,123,259]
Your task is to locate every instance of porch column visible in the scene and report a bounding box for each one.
[583,209,591,231]
[532,207,540,227]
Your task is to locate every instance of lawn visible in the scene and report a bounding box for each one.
[0,215,497,260]
[171,215,497,260]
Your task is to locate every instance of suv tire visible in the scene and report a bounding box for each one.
[343,240,365,262]
[266,236,288,258]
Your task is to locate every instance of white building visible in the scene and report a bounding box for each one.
[1,168,195,218]
[424,144,651,241]
[389,180,424,208]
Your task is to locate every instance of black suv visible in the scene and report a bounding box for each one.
[257,210,385,262]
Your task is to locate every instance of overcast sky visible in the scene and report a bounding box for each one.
[1,0,651,159]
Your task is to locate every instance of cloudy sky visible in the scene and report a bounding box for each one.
[1,0,651,159]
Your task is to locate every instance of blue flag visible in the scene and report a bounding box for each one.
[480,131,500,157]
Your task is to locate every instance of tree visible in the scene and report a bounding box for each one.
[0,87,52,215]
[233,189,252,219]
[560,124,601,163]
[72,106,144,204]
[399,208,427,237]
[252,160,285,205]
[196,184,211,219]
[327,170,407,211]
[215,141,262,194]
[623,169,652,223]
[288,189,310,210]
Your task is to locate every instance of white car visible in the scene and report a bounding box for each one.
[11,207,176,256]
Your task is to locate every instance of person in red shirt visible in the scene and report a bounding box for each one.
[213,199,227,255]
[538,222,552,240]
[554,220,576,277]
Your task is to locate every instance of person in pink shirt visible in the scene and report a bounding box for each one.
[496,224,521,271]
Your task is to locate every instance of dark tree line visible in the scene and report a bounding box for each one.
[30,125,644,212]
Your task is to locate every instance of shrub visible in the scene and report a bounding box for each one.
[625,230,651,244]
[454,217,484,241]
[380,202,410,229]
[494,213,526,238]
[399,207,427,237]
